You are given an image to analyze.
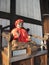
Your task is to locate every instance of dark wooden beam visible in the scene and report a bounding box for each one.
[0,11,42,25]
[10,0,16,14]
[13,15,42,25]
[0,11,11,20]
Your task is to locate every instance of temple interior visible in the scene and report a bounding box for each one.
[0,0,49,65]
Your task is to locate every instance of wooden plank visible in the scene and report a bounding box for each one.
[2,49,47,65]
[40,54,47,65]
[2,51,9,65]
[10,50,47,63]
[19,58,34,65]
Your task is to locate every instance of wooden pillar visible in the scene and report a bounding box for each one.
[40,54,47,65]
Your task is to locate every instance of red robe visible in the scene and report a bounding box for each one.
[11,28,30,42]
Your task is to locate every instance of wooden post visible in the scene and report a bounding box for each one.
[8,42,12,65]
[30,58,34,65]
[40,54,47,65]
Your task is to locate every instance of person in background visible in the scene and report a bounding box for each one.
[10,19,31,47]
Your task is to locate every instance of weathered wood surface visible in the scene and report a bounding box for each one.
[2,50,47,65]
[10,50,47,62]
[1,31,48,65]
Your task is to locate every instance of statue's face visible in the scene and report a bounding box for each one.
[17,22,23,28]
